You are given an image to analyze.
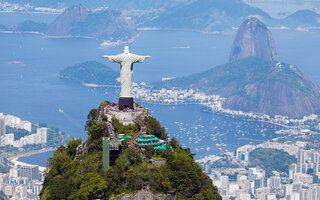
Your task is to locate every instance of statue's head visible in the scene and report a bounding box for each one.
[124,46,130,54]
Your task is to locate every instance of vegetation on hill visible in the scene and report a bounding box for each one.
[249,148,297,178]
[40,103,221,199]
[209,157,240,169]
[5,126,30,140]
[60,61,118,85]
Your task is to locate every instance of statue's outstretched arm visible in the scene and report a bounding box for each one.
[132,55,151,63]
[102,55,122,63]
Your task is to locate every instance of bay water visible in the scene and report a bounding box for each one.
[0,13,319,162]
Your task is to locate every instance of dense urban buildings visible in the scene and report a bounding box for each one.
[0,113,47,148]
[0,164,44,199]
[200,136,320,200]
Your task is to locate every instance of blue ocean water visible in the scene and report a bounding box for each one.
[1,13,320,161]
[18,151,55,167]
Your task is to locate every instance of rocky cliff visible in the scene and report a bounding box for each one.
[229,17,277,62]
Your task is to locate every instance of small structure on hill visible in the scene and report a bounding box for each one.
[99,103,148,125]
[135,135,166,148]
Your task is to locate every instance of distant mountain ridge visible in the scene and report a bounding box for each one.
[2,0,179,9]
[5,1,320,34]
[282,9,320,27]
[144,0,272,31]
[44,5,136,40]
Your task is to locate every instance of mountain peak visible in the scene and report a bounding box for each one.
[229,17,277,62]
[44,4,89,36]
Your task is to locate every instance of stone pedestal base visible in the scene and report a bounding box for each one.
[118,97,134,110]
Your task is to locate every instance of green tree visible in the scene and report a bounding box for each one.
[66,139,82,158]
[144,146,155,159]
[100,101,110,106]
[41,150,73,199]
[87,122,106,152]
[192,193,205,200]
[169,137,179,149]
[69,173,108,200]
[86,109,98,129]
[145,116,167,139]
[111,118,139,135]
[163,152,221,199]
[101,114,108,121]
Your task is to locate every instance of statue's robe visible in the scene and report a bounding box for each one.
[107,53,146,97]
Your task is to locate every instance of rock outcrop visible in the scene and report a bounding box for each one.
[44,5,89,36]
[109,189,174,200]
[229,17,277,62]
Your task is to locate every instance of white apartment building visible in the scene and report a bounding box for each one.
[0,113,32,132]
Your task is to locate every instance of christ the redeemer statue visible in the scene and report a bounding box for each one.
[102,46,151,110]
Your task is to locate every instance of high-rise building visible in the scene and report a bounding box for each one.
[270,176,281,189]
[221,176,229,189]
[17,165,40,180]
[15,185,27,199]
[0,119,6,145]
[33,181,43,195]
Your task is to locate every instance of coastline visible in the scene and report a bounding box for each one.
[7,147,56,172]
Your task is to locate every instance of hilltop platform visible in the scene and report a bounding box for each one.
[98,103,148,125]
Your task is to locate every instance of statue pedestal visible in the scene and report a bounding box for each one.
[118,97,134,110]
